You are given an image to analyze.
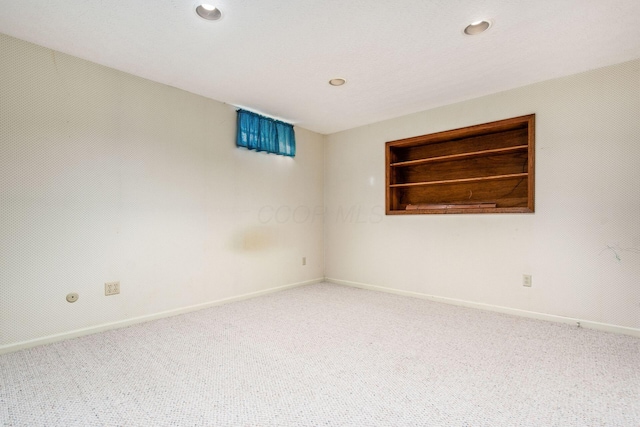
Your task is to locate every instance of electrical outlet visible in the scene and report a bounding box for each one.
[302,257,306,266]
[522,274,532,287]
[105,281,120,296]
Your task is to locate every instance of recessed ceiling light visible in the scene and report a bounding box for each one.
[329,78,346,86]
[196,4,222,21]
[464,20,491,35]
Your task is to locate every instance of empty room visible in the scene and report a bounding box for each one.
[1,0,639,426]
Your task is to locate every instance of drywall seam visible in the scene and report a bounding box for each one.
[326,277,640,338]
[0,277,324,355]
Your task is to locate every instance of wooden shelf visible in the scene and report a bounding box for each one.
[390,145,528,167]
[385,115,535,214]
[387,206,528,215]
[389,172,528,188]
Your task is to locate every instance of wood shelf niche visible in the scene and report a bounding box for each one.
[386,114,535,214]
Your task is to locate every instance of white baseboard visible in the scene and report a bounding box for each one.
[0,278,324,355]
[326,277,640,338]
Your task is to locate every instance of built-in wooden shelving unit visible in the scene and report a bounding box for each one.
[385,114,535,214]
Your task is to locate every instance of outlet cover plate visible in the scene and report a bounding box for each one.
[105,281,120,296]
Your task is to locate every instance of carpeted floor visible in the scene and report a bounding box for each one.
[1,282,639,426]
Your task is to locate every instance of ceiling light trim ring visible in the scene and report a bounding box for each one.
[464,20,491,35]
[196,4,222,21]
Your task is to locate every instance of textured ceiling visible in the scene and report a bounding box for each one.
[1,0,639,134]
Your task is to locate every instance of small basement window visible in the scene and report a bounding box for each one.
[385,114,535,214]
[236,109,296,157]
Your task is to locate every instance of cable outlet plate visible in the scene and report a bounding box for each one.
[105,281,120,296]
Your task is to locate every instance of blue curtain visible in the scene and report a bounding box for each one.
[236,109,296,157]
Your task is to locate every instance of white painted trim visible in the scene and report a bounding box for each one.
[326,277,640,338]
[0,278,324,355]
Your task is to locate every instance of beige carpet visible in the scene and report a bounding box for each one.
[1,282,639,426]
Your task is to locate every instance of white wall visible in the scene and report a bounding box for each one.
[0,34,325,348]
[325,59,640,330]
[2,32,639,351]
